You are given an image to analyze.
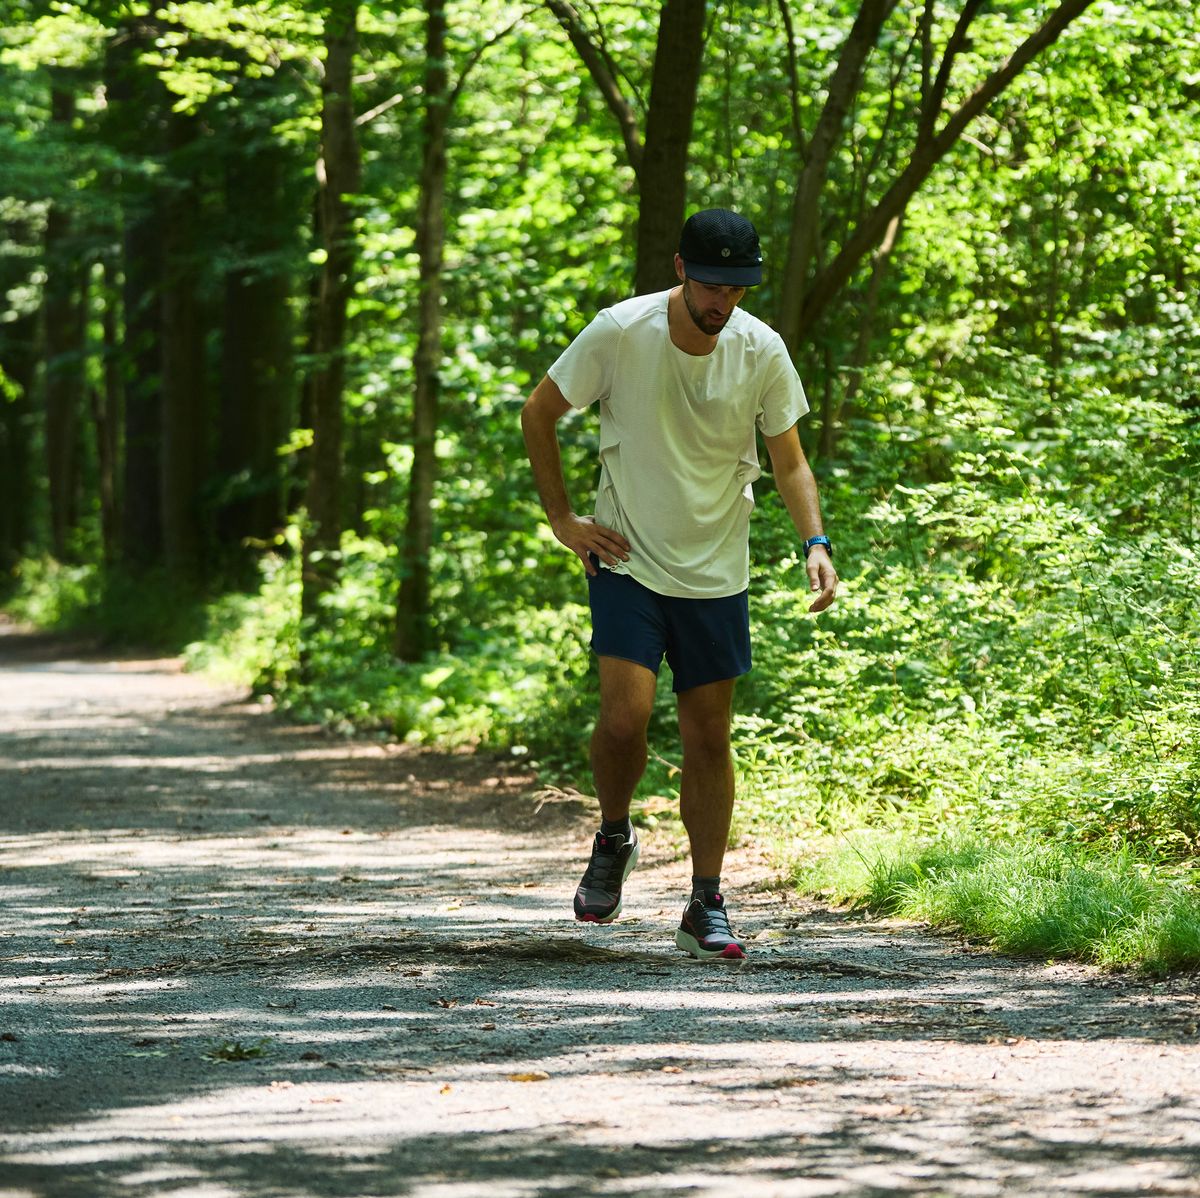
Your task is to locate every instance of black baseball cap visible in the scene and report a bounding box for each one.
[678,208,763,286]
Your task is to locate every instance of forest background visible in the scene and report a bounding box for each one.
[2,0,1198,971]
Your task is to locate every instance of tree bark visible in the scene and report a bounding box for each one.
[43,83,88,561]
[107,21,166,572]
[160,110,208,583]
[218,115,294,570]
[302,0,361,622]
[91,258,122,566]
[544,0,708,293]
[0,301,37,571]
[633,0,707,295]
[394,0,450,661]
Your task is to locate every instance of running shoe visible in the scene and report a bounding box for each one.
[675,892,746,960]
[573,829,639,923]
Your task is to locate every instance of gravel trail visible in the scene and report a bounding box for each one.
[1,625,1198,1198]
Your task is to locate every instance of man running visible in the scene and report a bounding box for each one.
[521,208,837,960]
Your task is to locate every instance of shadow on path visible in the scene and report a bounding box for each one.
[2,634,1198,1198]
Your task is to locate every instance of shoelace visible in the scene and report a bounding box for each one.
[690,895,734,939]
[583,836,625,889]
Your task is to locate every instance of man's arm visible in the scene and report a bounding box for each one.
[520,374,631,577]
[763,423,838,613]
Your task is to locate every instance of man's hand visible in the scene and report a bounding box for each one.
[552,513,631,576]
[806,548,837,613]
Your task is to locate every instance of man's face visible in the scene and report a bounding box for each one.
[680,275,747,336]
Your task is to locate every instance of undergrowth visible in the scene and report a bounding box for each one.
[6,330,1200,972]
[796,832,1200,975]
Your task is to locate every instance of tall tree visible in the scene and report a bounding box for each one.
[0,283,37,572]
[106,20,165,572]
[159,108,208,582]
[217,75,300,573]
[393,0,449,661]
[43,80,87,560]
[391,5,525,660]
[301,0,361,622]
[545,0,707,292]
[633,0,707,293]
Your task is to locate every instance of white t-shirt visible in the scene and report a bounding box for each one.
[548,289,808,598]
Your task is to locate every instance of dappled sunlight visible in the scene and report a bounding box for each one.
[4,642,1200,1197]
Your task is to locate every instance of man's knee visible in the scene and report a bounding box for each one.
[595,705,651,750]
[678,710,732,758]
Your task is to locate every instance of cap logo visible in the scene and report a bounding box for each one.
[721,247,730,257]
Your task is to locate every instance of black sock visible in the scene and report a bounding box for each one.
[601,816,632,840]
[691,875,721,903]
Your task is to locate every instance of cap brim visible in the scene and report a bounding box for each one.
[682,259,763,286]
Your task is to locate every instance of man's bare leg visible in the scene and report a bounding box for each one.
[676,678,737,877]
[590,655,657,823]
[674,677,744,958]
[574,656,656,923]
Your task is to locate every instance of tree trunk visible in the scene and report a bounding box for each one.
[301,0,361,622]
[0,304,37,572]
[160,110,208,584]
[43,83,88,561]
[91,258,122,566]
[394,0,449,661]
[633,0,707,295]
[107,21,166,572]
[120,205,165,571]
[218,122,294,571]
[544,0,708,295]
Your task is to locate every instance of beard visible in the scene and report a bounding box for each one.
[682,283,730,336]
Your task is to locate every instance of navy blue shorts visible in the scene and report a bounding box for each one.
[587,564,751,693]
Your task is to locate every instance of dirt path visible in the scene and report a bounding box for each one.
[1,626,1198,1198]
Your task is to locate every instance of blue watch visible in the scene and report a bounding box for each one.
[804,535,832,559]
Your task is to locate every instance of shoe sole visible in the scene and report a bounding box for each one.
[674,928,746,960]
[574,838,640,924]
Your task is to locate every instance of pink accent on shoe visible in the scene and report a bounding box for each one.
[579,913,601,923]
[720,944,746,959]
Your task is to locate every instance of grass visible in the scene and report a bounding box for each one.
[792,832,1200,975]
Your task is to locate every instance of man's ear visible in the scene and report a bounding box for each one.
[673,253,687,283]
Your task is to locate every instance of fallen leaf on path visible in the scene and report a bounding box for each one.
[507,1071,550,1082]
[310,1096,341,1105]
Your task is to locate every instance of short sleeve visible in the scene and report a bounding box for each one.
[547,310,619,410]
[755,336,809,436]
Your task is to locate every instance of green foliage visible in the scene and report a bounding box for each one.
[202,1037,272,1062]
[798,831,1200,975]
[5,0,1200,977]
[3,556,98,628]
[5,556,212,648]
